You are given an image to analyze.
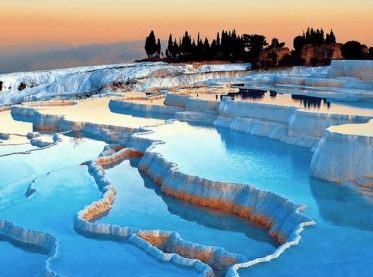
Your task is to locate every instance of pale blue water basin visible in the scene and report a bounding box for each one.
[98,160,277,260]
[2,105,372,276]
[0,239,47,277]
[0,136,197,276]
[0,136,105,210]
[140,121,373,276]
[0,144,38,156]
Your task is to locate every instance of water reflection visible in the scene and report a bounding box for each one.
[136,168,277,247]
[291,94,331,110]
[109,104,171,121]
[0,235,50,255]
[223,89,267,101]
[225,88,332,111]
[100,159,277,261]
[216,125,311,164]
[221,88,373,116]
[310,178,373,232]
[217,125,373,232]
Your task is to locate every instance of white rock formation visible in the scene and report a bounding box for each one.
[311,120,373,187]
[215,98,372,148]
[197,64,251,73]
[234,61,373,100]
[327,60,373,81]
[0,62,250,106]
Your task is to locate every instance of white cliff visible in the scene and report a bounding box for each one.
[215,98,372,148]
[0,62,250,106]
[311,120,373,187]
[327,60,373,81]
[234,61,373,101]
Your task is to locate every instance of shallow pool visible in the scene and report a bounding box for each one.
[1,102,372,276]
[0,136,197,276]
[140,121,373,276]
[99,160,277,260]
[225,88,373,114]
[33,97,165,128]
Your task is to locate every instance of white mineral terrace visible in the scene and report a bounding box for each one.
[0,109,32,145]
[3,101,315,276]
[3,61,370,187]
[29,97,164,128]
[0,61,372,276]
[328,119,373,136]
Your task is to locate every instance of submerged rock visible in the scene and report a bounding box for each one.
[25,184,36,198]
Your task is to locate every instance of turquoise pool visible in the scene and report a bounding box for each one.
[1,106,372,276]
[99,159,277,260]
[0,136,197,276]
[140,121,373,276]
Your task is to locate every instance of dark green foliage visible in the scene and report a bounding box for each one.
[165,35,172,58]
[220,30,245,59]
[325,30,336,45]
[293,36,306,53]
[144,30,161,58]
[181,31,193,56]
[304,27,325,46]
[293,28,336,52]
[341,41,366,59]
[243,34,268,65]
[268,38,285,50]
[144,27,371,67]
[165,30,249,61]
[157,39,161,57]
[291,28,340,66]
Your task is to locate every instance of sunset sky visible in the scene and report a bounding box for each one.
[1,0,373,49]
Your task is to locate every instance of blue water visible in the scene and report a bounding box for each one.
[0,136,196,276]
[0,240,47,277]
[2,108,372,276]
[99,160,277,260]
[0,136,105,210]
[0,144,38,156]
[141,121,373,276]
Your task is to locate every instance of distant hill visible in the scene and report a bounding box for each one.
[0,41,145,74]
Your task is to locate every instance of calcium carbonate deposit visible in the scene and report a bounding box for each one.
[0,61,372,277]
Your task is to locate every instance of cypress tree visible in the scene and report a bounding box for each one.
[166,34,173,58]
[157,39,161,58]
[144,30,158,58]
[173,39,179,57]
[325,30,336,45]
